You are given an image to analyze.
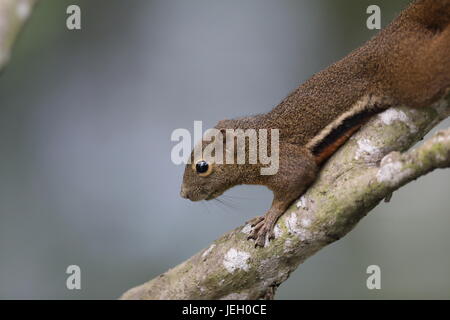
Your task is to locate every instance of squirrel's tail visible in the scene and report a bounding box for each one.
[410,0,450,105]
[403,0,450,30]
[380,0,450,107]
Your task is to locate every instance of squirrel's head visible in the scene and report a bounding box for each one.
[180,132,241,202]
[180,158,236,202]
[180,121,279,201]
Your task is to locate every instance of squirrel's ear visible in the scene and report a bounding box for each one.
[219,127,236,139]
[219,128,228,145]
[220,129,238,156]
[216,119,229,127]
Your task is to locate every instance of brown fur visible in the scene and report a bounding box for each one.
[181,0,450,247]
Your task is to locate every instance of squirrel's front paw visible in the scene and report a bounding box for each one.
[247,216,275,247]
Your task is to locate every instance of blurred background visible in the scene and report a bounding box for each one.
[0,0,449,299]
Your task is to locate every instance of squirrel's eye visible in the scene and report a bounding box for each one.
[196,160,209,174]
[193,159,213,177]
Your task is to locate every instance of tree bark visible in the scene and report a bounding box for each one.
[0,0,37,70]
[122,93,450,300]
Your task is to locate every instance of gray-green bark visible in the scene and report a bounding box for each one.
[122,93,450,300]
[0,0,37,70]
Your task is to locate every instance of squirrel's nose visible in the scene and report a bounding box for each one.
[180,186,189,199]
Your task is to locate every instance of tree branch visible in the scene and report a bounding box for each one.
[121,92,450,300]
[0,0,37,70]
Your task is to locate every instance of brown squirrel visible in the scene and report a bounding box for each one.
[180,0,450,247]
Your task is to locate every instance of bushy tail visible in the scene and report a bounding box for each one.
[410,0,450,104]
[380,0,450,106]
[404,0,450,30]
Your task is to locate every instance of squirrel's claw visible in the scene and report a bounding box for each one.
[246,215,264,227]
[247,216,276,247]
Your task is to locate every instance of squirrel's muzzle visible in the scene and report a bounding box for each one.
[180,185,189,199]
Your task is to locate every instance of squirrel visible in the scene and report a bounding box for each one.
[180,0,450,247]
